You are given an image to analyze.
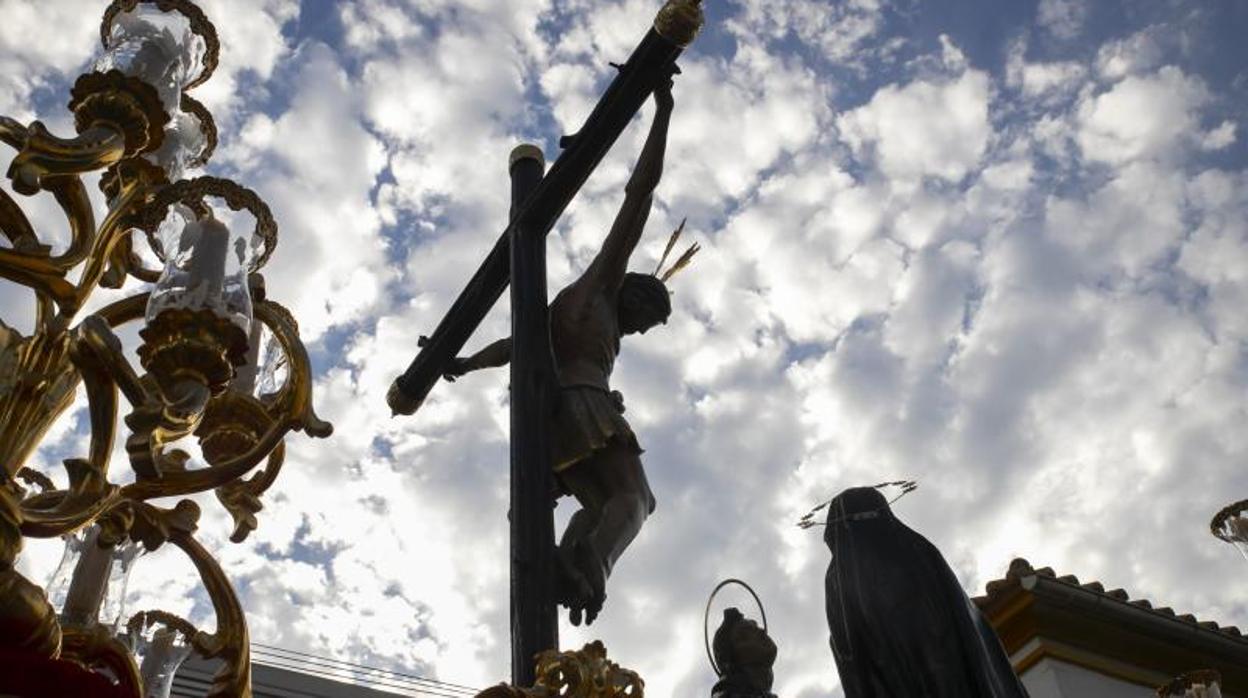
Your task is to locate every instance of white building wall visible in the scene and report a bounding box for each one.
[1021,658,1156,698]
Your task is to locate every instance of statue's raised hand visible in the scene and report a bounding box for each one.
[655,65,678,112]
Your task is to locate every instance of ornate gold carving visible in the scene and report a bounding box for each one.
[136,176,279,271]
[61,623,143,695]
[101,0,221,89]
[475,642,644,697]
[7,121,129,197]
[0,567,62,658]
[15,469,55,495]
[213,451,281,543]
[138,308,249,397]
[126,608,198,639]
[18,458,120,540]
[68,70,169,156]
[117,298,329,504]
[0,175,98,315]
[199,392,273,465]
[653,0,704,48]
[100,157,167,208]
[95,291,149,330]
[197,391,281,542]
[126,309,248,481]
[0,115,27,149]
[171,521,252,698]
[0,329,80,479]
[253,299,332,438]
[0,184,42,252]
[0,482,25,567]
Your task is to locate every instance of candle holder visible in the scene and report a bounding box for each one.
[0,1,330,696]
[125,611,197,698]
[1158,670,1223,697]
[1210,499,1248,562]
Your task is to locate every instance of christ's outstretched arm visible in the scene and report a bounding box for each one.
[580,78,675,295]
[444,337,511,381]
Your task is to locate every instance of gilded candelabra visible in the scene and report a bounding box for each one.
[0,1,330,696]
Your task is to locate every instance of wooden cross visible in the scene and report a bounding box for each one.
[386,1,703,687]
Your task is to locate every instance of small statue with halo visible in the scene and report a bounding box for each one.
[705,579,778,698]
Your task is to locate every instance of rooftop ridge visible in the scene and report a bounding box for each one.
[972,557,1245,642]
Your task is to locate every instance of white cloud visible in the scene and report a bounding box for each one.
[221,43,390,340]
[728,0,887,67]
[1076,66,1211,165]
[1201,120,1237,151]
[191,0,299,120]
[1037,0,1088,40]
[1045,161,1186,277]
[0,0,95,117]
[838,55,993,183]
[1096,27,1166,80]
[1177,169,1248,340]
[1006,41,1087,105]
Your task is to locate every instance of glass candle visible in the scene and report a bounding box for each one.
[94,3,206,113]
[45,526,142,629]
[128,621,194,698]
[99,537,143,633]
[145,107,207,182]
[44,527,91,618]
[146,207,256,332]
[231,322,288,398]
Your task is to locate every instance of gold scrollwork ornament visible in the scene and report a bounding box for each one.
[475,642,644,698]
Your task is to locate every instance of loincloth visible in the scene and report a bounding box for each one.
[550,385,643,473]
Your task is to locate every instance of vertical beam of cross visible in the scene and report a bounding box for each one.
[507,145,556,687]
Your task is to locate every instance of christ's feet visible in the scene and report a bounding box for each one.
[556,544,593,625]
[572,539,607,626]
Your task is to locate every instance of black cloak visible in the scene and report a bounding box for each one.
[823,487,1028,698]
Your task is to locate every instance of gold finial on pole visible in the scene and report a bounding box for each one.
[654,0,704,48]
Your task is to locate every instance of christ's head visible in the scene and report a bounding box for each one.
[618,272,671,335]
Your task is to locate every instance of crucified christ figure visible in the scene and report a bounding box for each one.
[444,79,679,626]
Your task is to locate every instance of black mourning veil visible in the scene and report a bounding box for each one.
[824,487,1029,697]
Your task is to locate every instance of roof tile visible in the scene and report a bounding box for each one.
[975,558,1246,643]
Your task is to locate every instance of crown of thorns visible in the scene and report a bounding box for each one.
[653,217,700,282]
[797,480,919,529]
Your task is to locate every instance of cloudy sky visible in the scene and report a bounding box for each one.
[3,0,1248,695]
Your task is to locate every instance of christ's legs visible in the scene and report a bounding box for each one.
[558,441,655,624]
[588,445,655,576]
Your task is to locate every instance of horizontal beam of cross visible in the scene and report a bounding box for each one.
[387,12,698,417]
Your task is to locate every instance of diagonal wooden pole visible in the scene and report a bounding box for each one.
[386,0,703,418]
[507,144,557,687]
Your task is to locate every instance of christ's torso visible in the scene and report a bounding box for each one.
[550,282,620,391]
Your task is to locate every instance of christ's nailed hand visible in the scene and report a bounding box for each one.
[655,64,677,112]
[443,357,471,382]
